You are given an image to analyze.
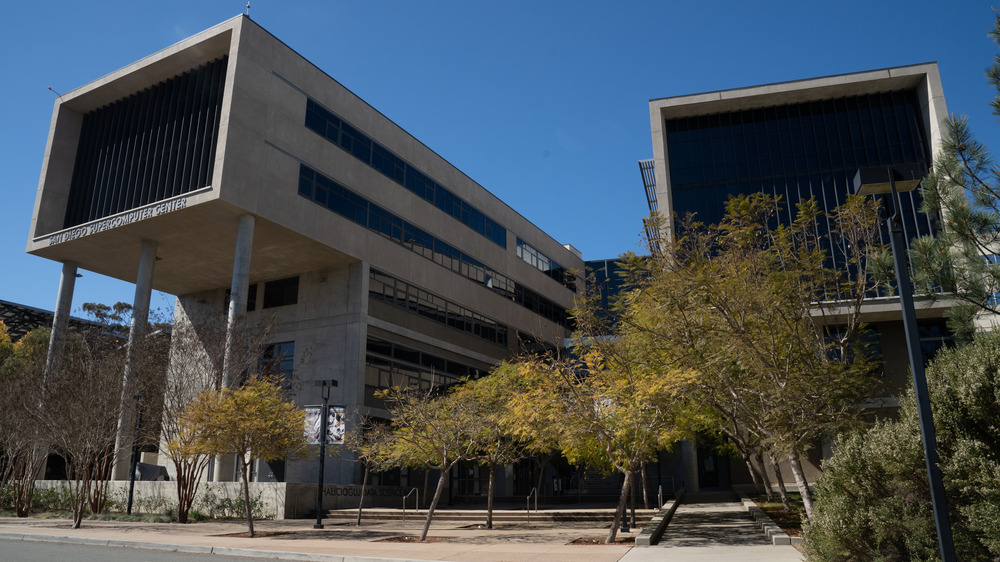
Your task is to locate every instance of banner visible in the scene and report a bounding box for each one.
[304,405,346,445]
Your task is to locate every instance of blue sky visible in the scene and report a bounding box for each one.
[3,1,1000,316]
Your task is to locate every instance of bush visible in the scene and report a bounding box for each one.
[195,484,268,520]
[804,331,1000,561]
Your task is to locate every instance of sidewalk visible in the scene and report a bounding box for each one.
[0,512,633,562]
[0,502,806,561]
[621,498,805,561]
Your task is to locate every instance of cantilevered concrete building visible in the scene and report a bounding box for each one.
[28,15,582,491]
[640,64,954,491]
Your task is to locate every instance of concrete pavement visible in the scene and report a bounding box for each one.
[0,502,805,561]
[621,498,805,561]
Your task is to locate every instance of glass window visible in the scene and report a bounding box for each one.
[263,276,299,309]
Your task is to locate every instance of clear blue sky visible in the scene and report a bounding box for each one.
[3,1,1000,316]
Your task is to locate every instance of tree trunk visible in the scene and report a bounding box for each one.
[787,449,814,521]
[770,455,791,512]
[356,466,369,526]
[240,459,255,538]
[486,463,496,529]
[534,458,546,503]
[640,463,649,509]
[422,470,430,509]
[420,467,450,542]
[742,453,763,496]
[605,468,632,544]
[754,451,774,502]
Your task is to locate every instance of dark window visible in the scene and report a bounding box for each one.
[304,99,507,248]
[261,341,295,380]
[263,277,299,309]
[299,164,571,328]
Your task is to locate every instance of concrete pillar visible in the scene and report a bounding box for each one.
[681,440,699,493]
[222,214,255,389]
[44,261,78,377]
[215,215,255,482]
[113,240,158,480]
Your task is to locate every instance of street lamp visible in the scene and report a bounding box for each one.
[126,393,143,515]
[854,165,955,562]
[313,378,338,529]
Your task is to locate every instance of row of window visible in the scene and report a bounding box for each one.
[298,164,571,328]
[364,337,489,408]
[369,269,508,347]
[516,238,576,291]
[224,276,299,314]
[305,99,507,248]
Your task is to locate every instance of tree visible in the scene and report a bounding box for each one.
[184,376,307,537]
[805,330,1000,560]
[379,386,478,542]
[506,344,696,544]
[911,13,1000,342]
[449,375,527,529]
[625,193,883,520]
[40,327,127,527]
[158,313,273,524]
[343,416,393,526]
[0,325,49,517]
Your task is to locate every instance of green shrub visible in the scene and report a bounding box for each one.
[195,484,268,520]
[804,331,1000,561]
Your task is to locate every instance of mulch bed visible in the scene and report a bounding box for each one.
[215,531,295,538]
[569,536,635,545]
[375,535,452,543]
[750,496,804,537]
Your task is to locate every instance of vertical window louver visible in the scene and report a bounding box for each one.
[63,56,228,229]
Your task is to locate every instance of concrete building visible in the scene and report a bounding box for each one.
[640,63,955,492]
[27,15,582,494]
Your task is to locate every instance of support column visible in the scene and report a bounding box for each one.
[45,262,78,377]
[215,215,255,482]
[222,214,255,389]
[113,240,158,480]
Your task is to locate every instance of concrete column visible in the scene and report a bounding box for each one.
[215,215,255,482]
[222,214,255,389]
[113,240,158,480]
[44,261,78,377]
[681,440,699,493]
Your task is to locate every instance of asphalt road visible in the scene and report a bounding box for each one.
[0,539,269,561]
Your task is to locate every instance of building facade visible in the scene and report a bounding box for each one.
[641,64,955,491]
[28,15,582,489]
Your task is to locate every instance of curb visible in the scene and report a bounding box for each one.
[634,490,685,547]
[737,492,802,546]
[0,532,422,561]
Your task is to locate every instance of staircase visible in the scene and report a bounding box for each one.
[324,507,659,525]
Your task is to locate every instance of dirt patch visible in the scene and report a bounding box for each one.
[214,531,295,538]
[749,495,805,537]
[375,535,452,543]
[569,536,635,545]
[458,523,515,530]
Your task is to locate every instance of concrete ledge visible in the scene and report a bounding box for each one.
[738,492,792,546]
[635,490,685,546]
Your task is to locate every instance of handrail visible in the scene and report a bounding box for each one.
[658,485,663,509]
[402,488,418,522]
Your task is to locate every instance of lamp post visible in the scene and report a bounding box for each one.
[126,393,142,515]
[313,378,338,529]
[854,165,955,562]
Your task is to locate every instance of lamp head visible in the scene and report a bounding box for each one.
[853,164,925,196]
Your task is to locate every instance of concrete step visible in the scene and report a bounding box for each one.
[324,507,660,524]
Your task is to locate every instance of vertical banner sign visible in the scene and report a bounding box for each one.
[304,406,322,445]
[304,405,347,445]
[327,406,346,445]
